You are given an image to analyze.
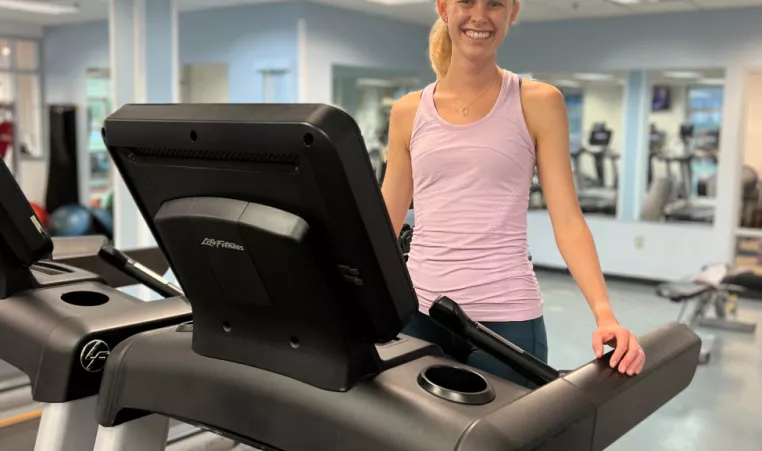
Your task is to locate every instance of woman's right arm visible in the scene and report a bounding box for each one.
[381,92,419,237]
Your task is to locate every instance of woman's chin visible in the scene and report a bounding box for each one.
[454,47,497,64]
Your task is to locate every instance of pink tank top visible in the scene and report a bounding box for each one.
[407,70,543,322]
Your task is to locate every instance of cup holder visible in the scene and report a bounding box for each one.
[61,291,109,307]
[417,365,495,405]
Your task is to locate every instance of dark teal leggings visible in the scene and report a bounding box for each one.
[402,312,549,388]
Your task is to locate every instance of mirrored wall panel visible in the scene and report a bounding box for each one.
[530,71,626,218]
[86,68,113,205]
[738,70,762,230]
[332,64,420,184]
[641,68,725,226]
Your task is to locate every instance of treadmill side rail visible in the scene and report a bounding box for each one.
[0,279,191,403]
[95,328,529,451]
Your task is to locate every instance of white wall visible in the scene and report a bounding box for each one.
[743,72,762,176]
[500,7,762,280]
[180,63,229,103]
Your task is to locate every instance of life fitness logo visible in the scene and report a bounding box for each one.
[201,238,245,251]
[80,339,111,373]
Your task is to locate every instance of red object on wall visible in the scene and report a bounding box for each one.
[30,202,48,228]
[0,121,13,159]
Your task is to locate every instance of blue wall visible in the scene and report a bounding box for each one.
[179,2,300,103]
[299,2,434,104]
[499,7,762,72]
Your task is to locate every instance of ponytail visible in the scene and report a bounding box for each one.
[428,17,452,79]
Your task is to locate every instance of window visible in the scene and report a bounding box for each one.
[687,85,724,134]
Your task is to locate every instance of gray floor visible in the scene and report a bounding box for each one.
[536,270,762,451]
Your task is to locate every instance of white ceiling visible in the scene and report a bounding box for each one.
[1,0,762,27]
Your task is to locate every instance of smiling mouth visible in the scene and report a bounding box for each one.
[462,30,494,40]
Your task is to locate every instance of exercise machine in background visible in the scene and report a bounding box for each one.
[656,264,757,364]
[0,158,238,451]
[573,123,619,216]
[88,103,700,451]
[642,123,717,223]
[0,157,193,451]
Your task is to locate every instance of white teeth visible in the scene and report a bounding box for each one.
[464,30,491,40]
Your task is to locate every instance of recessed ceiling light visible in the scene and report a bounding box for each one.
[698,78,725,86]
[0,0,79,15]
[573,73,616,81]
[555,80,583,88]
[664,71,704,79]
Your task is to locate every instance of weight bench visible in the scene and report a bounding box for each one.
[656,282,713,303]
[656,277,757,364]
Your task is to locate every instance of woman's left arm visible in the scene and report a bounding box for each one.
[521,80,645,376]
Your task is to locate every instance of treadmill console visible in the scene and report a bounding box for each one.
[589,123,612,148]
[103,103,418,391]
[0,158,53,298]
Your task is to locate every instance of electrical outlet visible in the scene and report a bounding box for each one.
[635,236,644,249]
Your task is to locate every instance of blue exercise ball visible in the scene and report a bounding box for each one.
[48,204,93,237]
[89,207,114,239]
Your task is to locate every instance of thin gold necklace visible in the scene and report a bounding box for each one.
[457,78,500,116]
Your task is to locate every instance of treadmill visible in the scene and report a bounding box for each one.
[661,124,715,223]
[0,158,193,451]
[575,123,619,216]
[89,103,701,451]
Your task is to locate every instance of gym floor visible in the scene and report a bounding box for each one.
[536,269,762,451]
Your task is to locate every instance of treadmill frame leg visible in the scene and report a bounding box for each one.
[93,414,170,451]
[34,396,99,451]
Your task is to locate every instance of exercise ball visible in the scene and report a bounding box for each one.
[89,207,114,240]
[30,202,48,228]
[48,204,93,237]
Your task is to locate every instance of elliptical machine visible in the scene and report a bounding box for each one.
[86,103,701,451]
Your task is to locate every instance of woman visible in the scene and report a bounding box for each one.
[381,0,645,386]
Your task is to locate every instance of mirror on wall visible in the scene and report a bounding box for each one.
[641,68,725,226]
[179,63,229,103]
[529,71,627,217]
[738,70,762,230]
[86,68,113,205]
[332,64,420,184]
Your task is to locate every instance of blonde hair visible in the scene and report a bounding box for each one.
[429,17,452,79]
[428,0,517,79]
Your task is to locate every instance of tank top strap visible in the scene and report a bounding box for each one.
[411,80,439,139]
[498,71,535,153]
